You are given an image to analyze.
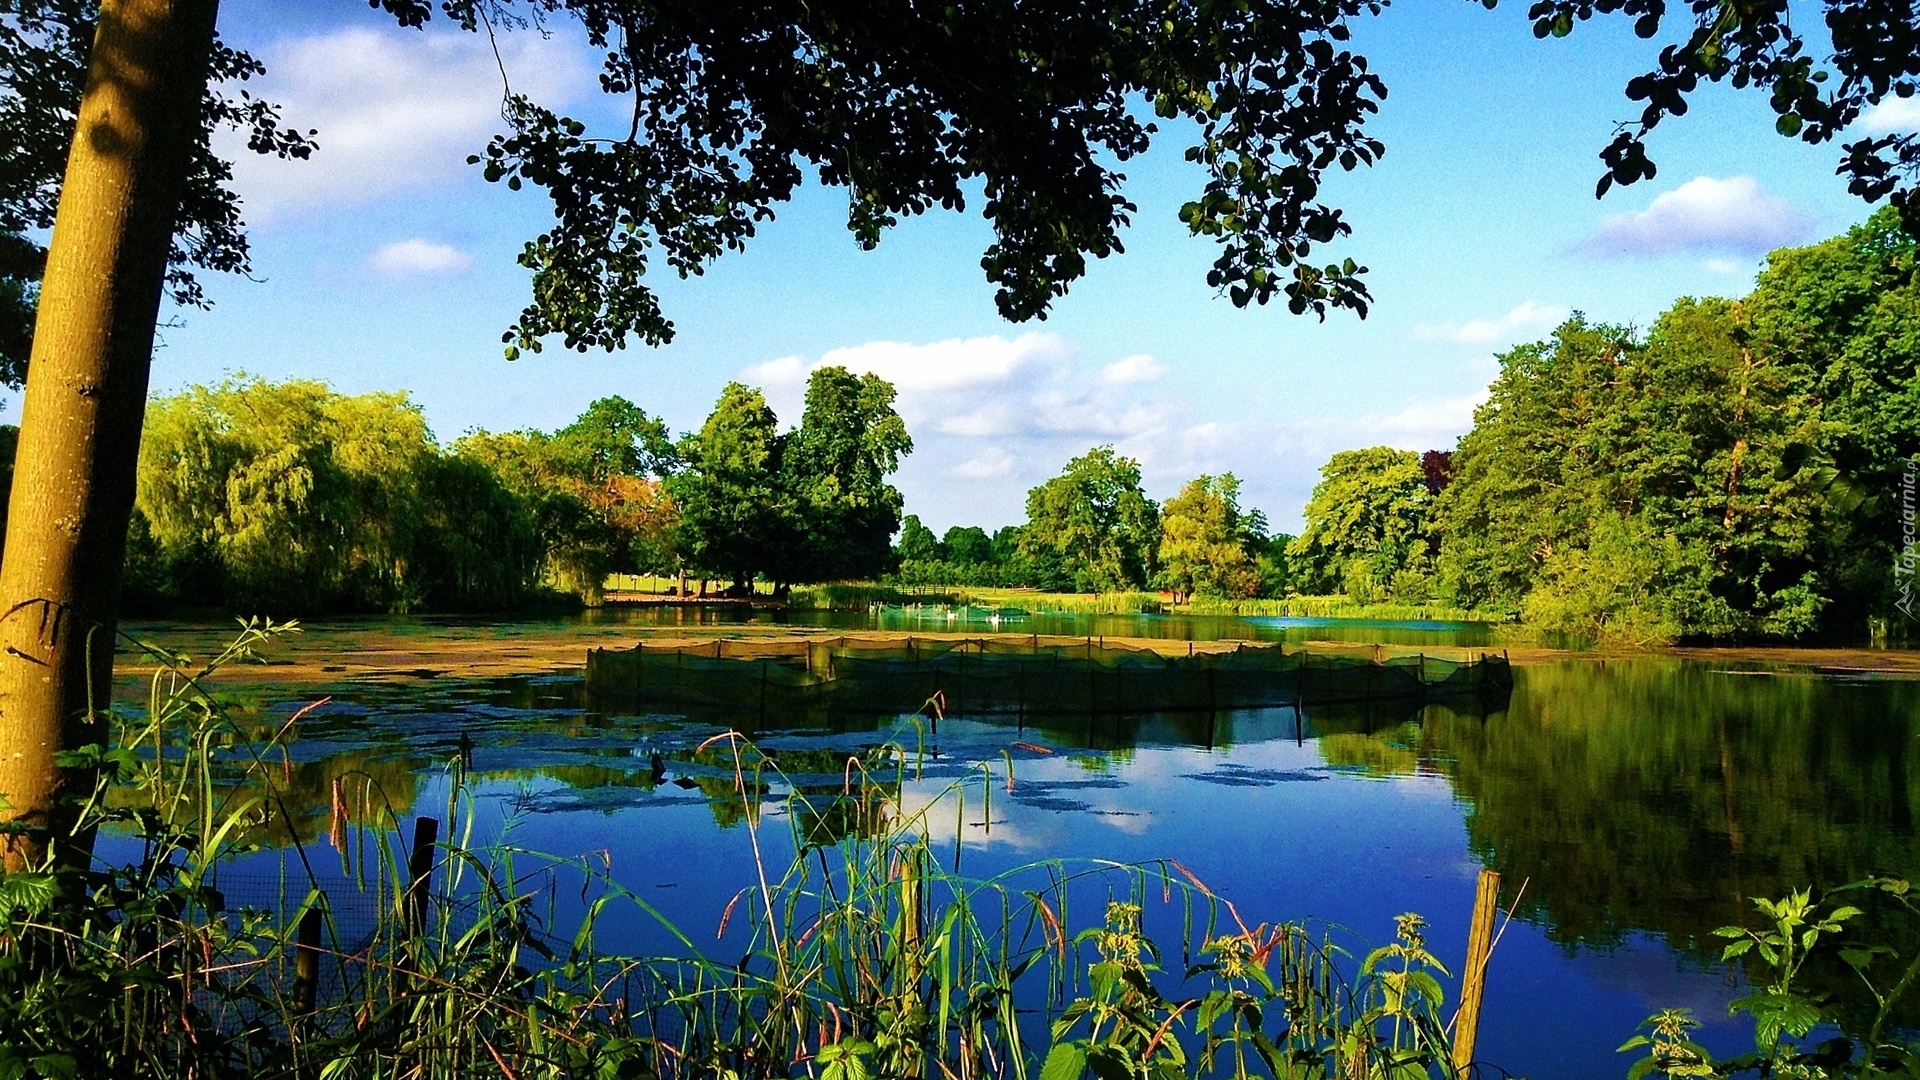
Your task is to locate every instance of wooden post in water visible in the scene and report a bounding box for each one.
[293,905,323,1017]
[1453,868,1501,1075]
[406,816,439,936]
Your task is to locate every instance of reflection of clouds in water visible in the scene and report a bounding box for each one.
[892,755,1161,851]
[898,780,1060,854]
[1573,935,1744,1026]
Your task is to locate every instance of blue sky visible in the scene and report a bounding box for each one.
[17,0,1916,531]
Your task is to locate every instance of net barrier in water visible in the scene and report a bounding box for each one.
[584,634,1513,717]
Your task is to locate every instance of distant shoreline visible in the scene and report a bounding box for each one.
[108,618,1920,688]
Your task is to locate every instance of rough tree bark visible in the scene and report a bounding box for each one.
[0,0,221,870]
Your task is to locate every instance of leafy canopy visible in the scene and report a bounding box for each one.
[1156,473,1263,599]
[1288,446,1433,601]
[1019,446,1160,592]
[1488,0,1920,232]
[454,395,678,599]
[667,382,787,588]
[0,0,314,385]
[366,0,1388,360]
[780,366,913,583]
[1428,208,1918,640]
[131,377,504,612]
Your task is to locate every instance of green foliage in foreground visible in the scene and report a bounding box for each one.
[0,624,1476,1079]
[1622,882,1920,1079]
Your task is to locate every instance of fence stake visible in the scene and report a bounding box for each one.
[1453,868,1502,1075]
[407,816,439,936]
[293,905,323,1017]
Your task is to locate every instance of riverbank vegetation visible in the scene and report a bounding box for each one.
[1286,211,1920,644]
[893,452,1295,601]
[96,364,911,614]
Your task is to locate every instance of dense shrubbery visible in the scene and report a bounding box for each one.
[1288,210,1920,643]
[0,364,912,616]
[120,378,661,614]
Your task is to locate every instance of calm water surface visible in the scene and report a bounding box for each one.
[121,611,1920,1077]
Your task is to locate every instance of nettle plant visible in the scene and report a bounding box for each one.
[1621,879,1920,1080]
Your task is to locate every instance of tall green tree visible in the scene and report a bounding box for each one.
[671,383,786,591]
[134,378,446,612]
[1156,473,1261,600]
[1744,207,1920,628]
[457,395,679,601]
[1432,210,1918,640]
[1,0,1394,859]
[1289,447,1433,602]
[1018,447,1160,592]
[942,526,993,565]
[780,366,912,584]
[896,515,940,563]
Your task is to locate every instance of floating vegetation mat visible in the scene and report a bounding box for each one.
[586,633,1512,716]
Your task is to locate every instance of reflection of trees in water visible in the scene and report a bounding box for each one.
[1421,661,1920,1029]
[1318,723,1424,777]
[180,658,1920,1025]
[108,744,426,850]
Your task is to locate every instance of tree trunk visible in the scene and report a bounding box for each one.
[0,0,221,870]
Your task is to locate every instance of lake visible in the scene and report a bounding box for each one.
[111,609,1920,1077]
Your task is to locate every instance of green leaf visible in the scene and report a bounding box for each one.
[1039,1042,1088,1080]
[1086,1045,1136,1080]
[0,872,60,917]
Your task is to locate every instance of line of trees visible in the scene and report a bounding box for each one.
[41,364,911,615]
[895,448,1291,599]
[1287,209,1919,642]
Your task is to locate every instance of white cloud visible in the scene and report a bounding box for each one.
[368,238,472,276]
[741,335,1496,535]
[949,450,1014,478]
[746,332,1145,442]
[1415,300,1568,347]
[1270,391,1486,463]
[216,26,592,220]
[1099,354,1167,385]
[743,333,1181,524]
[1858,97,1920,135]
[1580,176,1813,258]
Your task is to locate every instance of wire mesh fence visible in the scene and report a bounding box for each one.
[586,634,1512,718]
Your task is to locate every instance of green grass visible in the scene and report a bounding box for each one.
[791,581,1509,622]
[1174,595,1511,623]
[788,581,964,608]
